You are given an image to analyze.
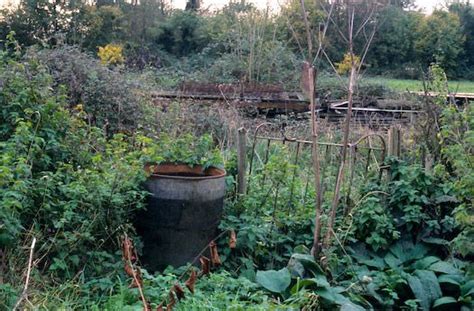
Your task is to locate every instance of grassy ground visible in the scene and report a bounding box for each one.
[362,76,474,93]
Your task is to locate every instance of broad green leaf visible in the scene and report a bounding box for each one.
[384,252,402,268]
[360,258,386,269]
[407,270,442,310]
[464,287,474,297]
[287,256,305,279]
[340,301,366,311]
[433,296,458,308]
[407,275,426,309]
[413,256,440,270]
[313,275,330,288]
[389,240,410,262]
[256,268,291,294]
[290,279,316,294]
[333,286,346,294]
[288,253,324,277]
[355,265,370,280]
[461,280,474,297]
[408,243,429,260]
[293,245,310,254]
[290,276,329,294]
[389,240,428,265]
[421,237,449,246]
[315,287,347,305]
[430,261,460,275]
[366,283,384,304]
[438,274,461,287]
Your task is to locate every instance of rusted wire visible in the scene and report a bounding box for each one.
[255,136,385,151]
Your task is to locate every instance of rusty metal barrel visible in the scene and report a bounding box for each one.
[136,163,226,271]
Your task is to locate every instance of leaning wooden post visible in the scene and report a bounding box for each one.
[237,127,247,195]
[387,125,401,158]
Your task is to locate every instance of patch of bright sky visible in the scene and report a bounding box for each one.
[172,0,445,13]
[0,0,446,13]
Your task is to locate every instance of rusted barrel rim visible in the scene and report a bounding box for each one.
[145,163,226,180]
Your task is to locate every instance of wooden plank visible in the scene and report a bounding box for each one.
[151,92,310,104]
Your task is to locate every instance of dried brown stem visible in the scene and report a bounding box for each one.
[308,66,323,259]
[13,236,36,311]
[129,257,148,311]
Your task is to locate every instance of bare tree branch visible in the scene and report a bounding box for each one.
[300,0,313,60]
[321,48,348,90]
[319,1,349,43]
[354,3,376,38]
[357,20,377,74]
[313,0,335,64]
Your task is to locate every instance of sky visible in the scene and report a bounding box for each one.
[173,0,446,13]
[0,0,447,13]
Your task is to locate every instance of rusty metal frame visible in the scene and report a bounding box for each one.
[246,123,387,205]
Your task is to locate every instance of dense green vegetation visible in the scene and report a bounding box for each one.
[0,0,473,310]
[1,37,472,309]
[1,0,474,84]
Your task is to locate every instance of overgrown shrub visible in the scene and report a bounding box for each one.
[26,45,148,133]
[0,40,149,308]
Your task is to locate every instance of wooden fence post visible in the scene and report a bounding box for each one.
[237,127,247,195]
[388,125,401,158]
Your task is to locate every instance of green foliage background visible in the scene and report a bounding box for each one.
[1,0,473,82]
